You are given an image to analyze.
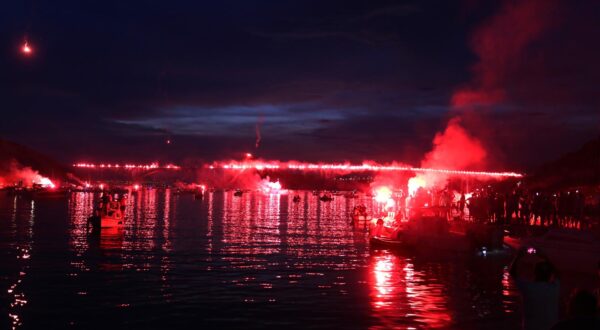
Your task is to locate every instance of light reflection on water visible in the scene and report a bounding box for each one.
[0,190,520,329]
[1,196,34,330]
[369,253,451,329]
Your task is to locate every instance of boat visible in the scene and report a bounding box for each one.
[101,213,124,228]
[93,195,127,229]
[100,203,125,228]
[504,228,600,275]
[319,194,333,202]
[369,207,472,253]
[369,236,403,248]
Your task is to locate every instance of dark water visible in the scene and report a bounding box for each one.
[1,190,522,329]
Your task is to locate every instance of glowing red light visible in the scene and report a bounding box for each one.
[259,178,286,194]
[36,177,55,189]
[73,162,180,170]
[408,176,427,196]
[21,42,32,55]
[212,160,523,178]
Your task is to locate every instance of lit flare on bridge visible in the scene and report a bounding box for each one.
[73,163,181,170]
[209,161,523,178]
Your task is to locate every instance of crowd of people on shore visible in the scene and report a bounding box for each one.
[461,188,598,229]
[402,186,600,328]
[396,185,599,230]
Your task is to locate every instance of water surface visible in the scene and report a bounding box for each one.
[1,190,521,329]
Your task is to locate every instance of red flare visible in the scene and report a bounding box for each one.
[212,160,523,178]
[21,41,32,55]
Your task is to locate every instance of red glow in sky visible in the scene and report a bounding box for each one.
[21,41,32,55]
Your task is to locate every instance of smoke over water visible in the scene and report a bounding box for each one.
[407,118,487,193]
[395,0,557,194]
[452,0,558,109]
[0,160,54,188]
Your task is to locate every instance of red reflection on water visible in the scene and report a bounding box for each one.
[69,191,126,271]
[368,252,452,329]
[68,189,180,281]
[5,197,34,330]
[162,189,172,253]
[206,191,214,258]
[221,192,282,264]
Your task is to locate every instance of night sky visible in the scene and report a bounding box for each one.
[1,0,599,170]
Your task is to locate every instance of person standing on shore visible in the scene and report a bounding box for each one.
[510,247,561,330]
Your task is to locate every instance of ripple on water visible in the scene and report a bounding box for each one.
[0,191,521,329]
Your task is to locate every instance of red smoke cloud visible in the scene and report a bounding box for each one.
[452,0,559,108]
[421,117,486,170]
[408,118,487,190]
[405,0,558,191]
[0,160,53,188]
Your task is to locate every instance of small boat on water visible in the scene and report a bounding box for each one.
[319,193,333,202]
[369,236,403,248]
[101,210,124,228]
[88,195,127,231]
[100,200,125,228]
[369,207,491,253]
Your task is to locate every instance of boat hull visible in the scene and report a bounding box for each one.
[369,236,404,249]
[101,216,124,228]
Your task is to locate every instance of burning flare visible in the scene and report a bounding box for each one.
[212,160,523,178]
[73,162,180,170]
[21,41,32,55]
[373,186,395,209]
[407,176,426,196]
[37,177,55,189]
[259,178,286,194]
[374,186,393,204]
